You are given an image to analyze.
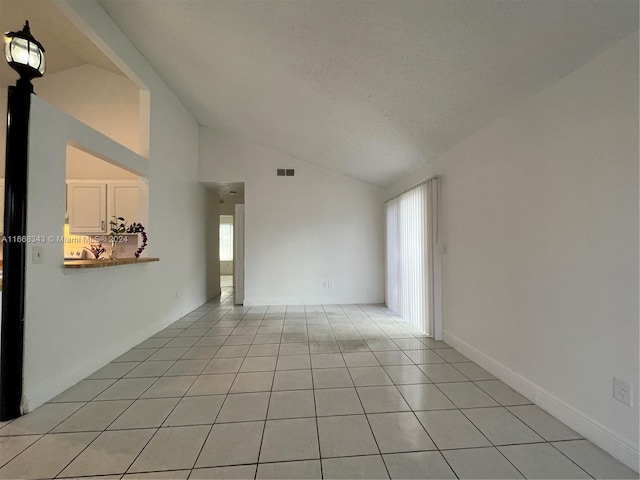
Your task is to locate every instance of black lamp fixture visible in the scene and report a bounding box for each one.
[4,21,46,86]
[0,21,45,420]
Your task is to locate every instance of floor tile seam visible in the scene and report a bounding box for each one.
[309,346,324,480]
[138,362,200,401]
[0,434,45,471]
[544,436,586,444]
[186,398,222,476]
[145,306,229,475]
[50,425,163,435]
[50,426,122,479]
[547,440,597,479]
[356,328,459,478]
[428,384,500,450]
[12,400,91,440]
[493,441,555,480]
[457,401,544,449]
[458,405,546,445]
[341,359,391,479]
[232,345,271,473]
[90,360,142,380]
[431,377,490,406]
[82,368,190,464]
[445,404,531,480]
[58,378,121,406]
[470,380,530,407]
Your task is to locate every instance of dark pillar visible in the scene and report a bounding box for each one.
[0,78,33,420]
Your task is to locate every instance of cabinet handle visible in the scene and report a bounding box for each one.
[101,220,105,231]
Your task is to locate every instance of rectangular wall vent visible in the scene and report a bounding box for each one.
[286,169,295,176]
[277,168,286,176]
[277,168,295,176]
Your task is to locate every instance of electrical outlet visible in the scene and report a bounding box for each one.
[613,377,633,407]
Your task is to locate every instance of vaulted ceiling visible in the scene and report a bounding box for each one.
[39,1,640,186]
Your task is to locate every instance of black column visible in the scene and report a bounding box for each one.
[0,79,32,420]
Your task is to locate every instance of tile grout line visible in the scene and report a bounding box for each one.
[340,326,392,479]
[118,310,227,477]
[120,304,226,477]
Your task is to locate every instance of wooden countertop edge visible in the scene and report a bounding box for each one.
[64,258,160,269]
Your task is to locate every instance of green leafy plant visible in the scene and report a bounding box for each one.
[109,216,127,236]
[109,216,148,258]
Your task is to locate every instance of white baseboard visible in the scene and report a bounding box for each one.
[443,330,640,473]
[208,288,222,301]
[243,296,385,307]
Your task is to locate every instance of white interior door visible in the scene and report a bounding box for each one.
[234,204,245,305]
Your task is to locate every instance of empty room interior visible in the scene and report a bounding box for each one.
[0,0,638,479]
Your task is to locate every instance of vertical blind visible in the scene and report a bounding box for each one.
[385,178,441,338]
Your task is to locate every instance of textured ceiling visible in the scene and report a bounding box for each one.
[0,0,123,87]
[101,1,636,186]
[205,181,245,200]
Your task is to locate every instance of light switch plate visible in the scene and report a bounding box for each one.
[32,246,44,264]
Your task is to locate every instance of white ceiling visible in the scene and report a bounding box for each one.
[45,2,640,186]
[205,181,245,201]
[0,0,123,87]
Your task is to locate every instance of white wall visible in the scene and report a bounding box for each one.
[21,0,207,410]
[35,63,141,155]
[199,128,385,305]
[220,196,244,216]
[386,33,639,470]
[206,188,221,299]
[67,145,137,180]
[220,261,233,275]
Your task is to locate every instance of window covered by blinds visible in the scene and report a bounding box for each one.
[386,183,429,333]
[385,178,441,338]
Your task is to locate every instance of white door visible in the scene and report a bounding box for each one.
[109,183,140,225]
[234,204,245,305]
[68,182,107,234]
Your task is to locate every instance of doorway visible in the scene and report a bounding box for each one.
[219,214,234,287]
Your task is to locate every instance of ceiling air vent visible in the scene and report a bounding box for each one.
[277,169,285,176]
[277,168,295,176]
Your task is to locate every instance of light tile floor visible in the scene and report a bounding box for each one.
[0,288,638,479]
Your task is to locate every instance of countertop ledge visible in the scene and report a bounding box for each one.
[64,258,159,269]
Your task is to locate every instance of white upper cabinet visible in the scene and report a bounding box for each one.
[67,180,139,234]
[68,182,107,234]
[109,183,139,228]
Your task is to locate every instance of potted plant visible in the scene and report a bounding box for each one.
[109,216,148,259]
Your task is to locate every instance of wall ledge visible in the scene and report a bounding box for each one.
[64,258,159,269]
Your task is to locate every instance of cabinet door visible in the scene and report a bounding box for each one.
[68,183,107,234]
[109,183,139,226]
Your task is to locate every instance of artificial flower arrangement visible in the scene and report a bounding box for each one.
[84,242,106,260]
[109,216,148,258]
